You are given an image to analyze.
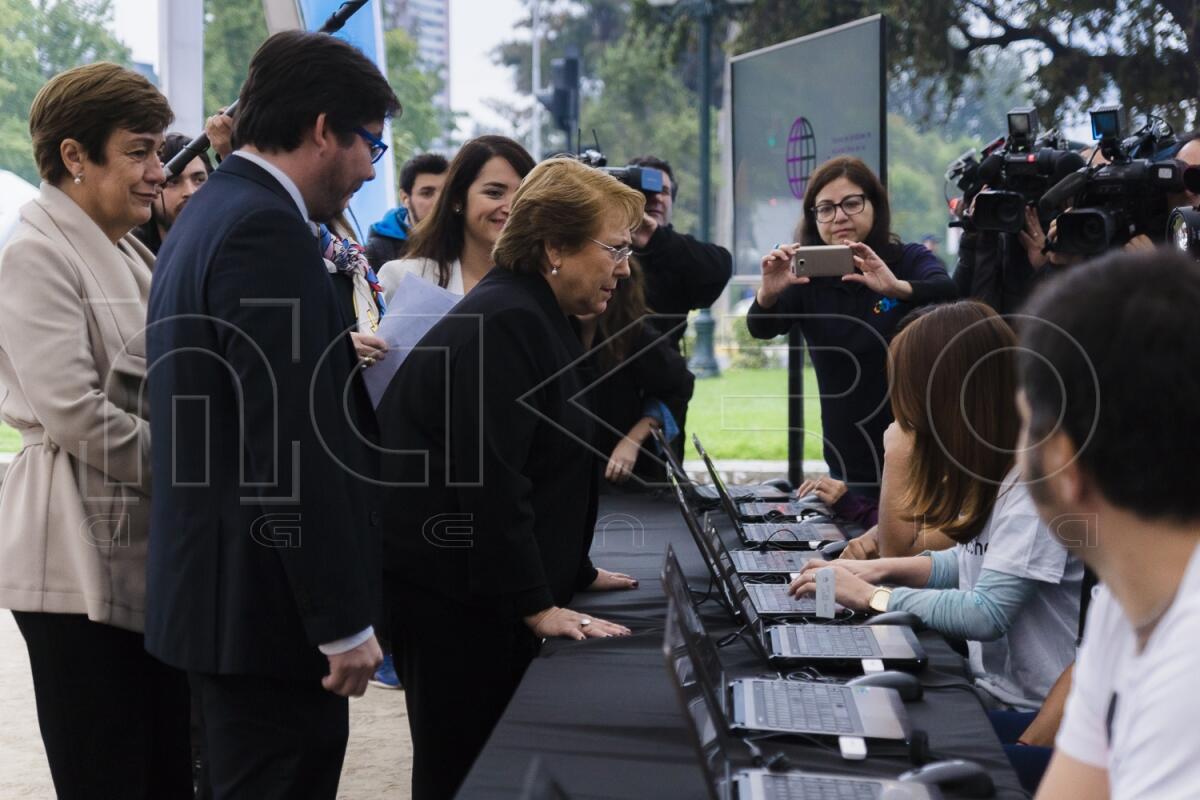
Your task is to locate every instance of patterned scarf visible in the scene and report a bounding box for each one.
[317,224,388,317]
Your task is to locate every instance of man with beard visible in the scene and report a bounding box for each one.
[1017,249,1200,798]
[145,30,400,798]
[133,133,212,254]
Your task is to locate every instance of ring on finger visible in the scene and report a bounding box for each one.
[580,618,591,628]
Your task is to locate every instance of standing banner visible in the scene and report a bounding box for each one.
[296,0,397,237]
[728,16,887,485]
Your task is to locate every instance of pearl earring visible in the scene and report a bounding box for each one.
[551,265,559,276]
[73,173,82,185]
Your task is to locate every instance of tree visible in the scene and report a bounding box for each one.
[0,0,131,183]
[384,27,457,161]
[889,49,1032,142]
[580,29,717,237]
[493,0,629,95]
[886,113,977,245]
[728,0,1199,130]
[202,0,267,117]
[490,1,719,236]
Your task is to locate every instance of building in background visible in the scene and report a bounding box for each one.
[383,0,450,112]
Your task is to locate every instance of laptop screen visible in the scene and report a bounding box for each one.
[702,517,761,629]
[662,548,737,800]
[692,434,745,531]
[652,425,693,488]
[668,473,742,619]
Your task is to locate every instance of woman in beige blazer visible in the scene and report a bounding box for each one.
[0,63,191,798]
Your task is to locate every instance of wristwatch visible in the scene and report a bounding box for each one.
[868,586,893,613]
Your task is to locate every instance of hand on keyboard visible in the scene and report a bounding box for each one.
[788,563,876,611]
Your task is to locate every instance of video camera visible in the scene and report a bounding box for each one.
[1048,107,1183,256]
[574,147,665,198]
[946,107,1084,235]
[1168,165,1200,259]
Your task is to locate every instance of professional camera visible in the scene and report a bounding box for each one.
[574,148,665,197]
[966,108,1085,234]
[945,109,1083,234]
[1168,167,1200,259]
[1050,107,1183,256]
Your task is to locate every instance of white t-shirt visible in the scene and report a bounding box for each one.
[1057,543,1200,798]
[957,468,1083,710]
[378,256,463,301]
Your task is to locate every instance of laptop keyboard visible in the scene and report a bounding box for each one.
[743,524,825,544]
[749,584,816,614]
[751,681,860,735]
[782,626,880,658]
[758,774,884,800]
[731,550,814,572]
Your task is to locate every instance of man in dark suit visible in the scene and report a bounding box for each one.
[145,30,400,799]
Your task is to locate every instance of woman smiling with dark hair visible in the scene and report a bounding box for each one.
[0,62,191,797]
[378,135,534,297]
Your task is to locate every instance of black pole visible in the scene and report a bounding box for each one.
[787,329,804,488]
[688,2,720,378]
[164,0,372,178]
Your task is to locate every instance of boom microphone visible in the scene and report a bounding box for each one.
[164,0,372,178]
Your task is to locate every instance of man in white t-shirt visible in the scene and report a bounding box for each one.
[1016,248,1200,799]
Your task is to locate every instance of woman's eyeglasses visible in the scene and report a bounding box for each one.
[811,194,868,224]
[589,238,633,263]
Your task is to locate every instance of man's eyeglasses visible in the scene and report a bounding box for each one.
[354,127,388,164]
[811,193,868,224]
[589,238,633,263]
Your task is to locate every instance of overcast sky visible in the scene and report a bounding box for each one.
[109,0,526,134]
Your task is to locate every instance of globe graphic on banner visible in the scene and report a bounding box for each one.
[786,117,816,199]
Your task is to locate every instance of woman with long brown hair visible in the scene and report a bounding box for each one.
[789,301,1082,714]
[377,135,534,297]
[577,258,694,486]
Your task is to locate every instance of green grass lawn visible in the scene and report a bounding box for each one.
[684,367,824,462]
[0,423,19,454]
[1,368,827,462]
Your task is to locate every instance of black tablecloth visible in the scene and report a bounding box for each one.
[458,493,1028,799]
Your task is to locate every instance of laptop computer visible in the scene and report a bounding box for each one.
[668,471,822,575]
[693,435,845,549]
[663,537,924,672]
[661,576,940,800]
[651,427,792,504]
[668,473,831,619]
[661,546,910,744]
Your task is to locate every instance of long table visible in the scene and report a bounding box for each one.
[459,492,1028,798]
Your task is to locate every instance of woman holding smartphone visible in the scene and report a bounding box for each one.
[746,156,955,507]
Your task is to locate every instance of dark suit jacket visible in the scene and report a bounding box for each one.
[145,155,381,680]
[378,268,599,619]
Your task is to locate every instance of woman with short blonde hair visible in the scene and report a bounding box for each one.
[379,158,645,799]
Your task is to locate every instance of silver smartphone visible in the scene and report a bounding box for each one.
[791,245,854,278]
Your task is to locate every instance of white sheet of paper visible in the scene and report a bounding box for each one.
[361,271,461,408]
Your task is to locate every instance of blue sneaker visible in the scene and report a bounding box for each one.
[370,652,402,689]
